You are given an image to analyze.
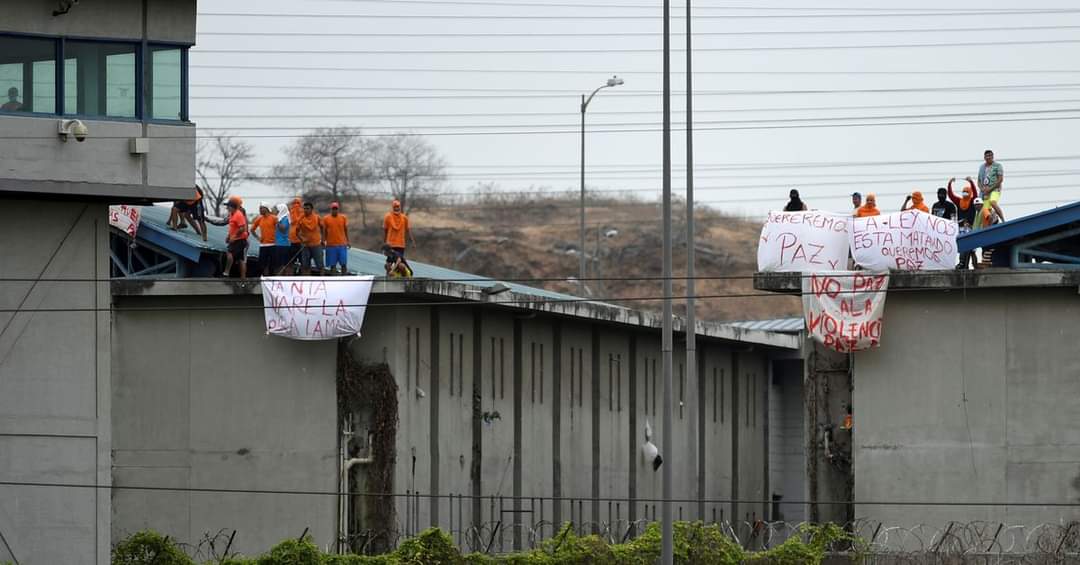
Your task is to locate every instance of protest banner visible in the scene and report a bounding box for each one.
[757,211,851,272]
[802,271,889,353]
[261,276,375,340]
[108,205,141,238]
[850,210,958,271]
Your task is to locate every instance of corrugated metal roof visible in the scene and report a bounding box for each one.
[722,317,804,334]
[136,204,578,301]
[958,200,1080,253]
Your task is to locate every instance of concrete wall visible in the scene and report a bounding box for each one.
[111,295,338,555]
[346,305,778,552]
[770,359,806,523]
[854,288,1080,530]
[0,200,111,565]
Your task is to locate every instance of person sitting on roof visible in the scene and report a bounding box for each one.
[383,244,413,278]
[250,202,278,277]
[223,197,249,279]
[901,191,929,213]
[168,186,208,241]
[855,193,880,217]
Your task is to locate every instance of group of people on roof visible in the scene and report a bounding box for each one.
[167,190,417,279]
[783,149,1006,269]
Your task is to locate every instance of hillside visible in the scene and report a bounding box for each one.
[343,193,799,323]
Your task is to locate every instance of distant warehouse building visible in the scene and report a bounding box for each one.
[0,1,196,564]
[756,201,1080,534]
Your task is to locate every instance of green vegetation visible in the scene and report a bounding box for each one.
[112,522,862,565]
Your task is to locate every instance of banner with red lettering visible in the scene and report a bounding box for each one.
[757,211,851,272]
[261,276,375,340]
[108,205,141,238]
[802,272,889,353]
[850,210,958,271]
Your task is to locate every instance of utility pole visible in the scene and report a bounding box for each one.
[685,0,700,522]
[660,0,674,562]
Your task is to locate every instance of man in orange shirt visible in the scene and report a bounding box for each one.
[855,193,880,217]
[322,202,350,275]
[250,202,278,276]
[296,201,324,275]
[285,197,303,274]
[383,199,415,258]
[224,198,249,279]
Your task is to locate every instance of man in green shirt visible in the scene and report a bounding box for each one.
[975,149,1004,228]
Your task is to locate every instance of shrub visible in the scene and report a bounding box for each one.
[111,530,194,565]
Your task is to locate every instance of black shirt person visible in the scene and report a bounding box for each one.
[783,189,808,212]
[930,187,957,220]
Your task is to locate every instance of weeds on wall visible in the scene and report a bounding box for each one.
[337,346,400,554]
[113,522,862,565]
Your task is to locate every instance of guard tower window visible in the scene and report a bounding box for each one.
[65,41,138,118]
[0,36,56,114]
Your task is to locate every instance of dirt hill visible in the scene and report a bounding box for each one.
[345,193,799,323]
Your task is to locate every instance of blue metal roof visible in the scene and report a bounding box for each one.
[958,200,1080,253]
[133,204,578,301]
[722,317,804,334]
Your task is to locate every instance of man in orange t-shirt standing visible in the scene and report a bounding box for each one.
[224,198,249,279]
[250,202,278,276]
[296,201,325,275]
[284,197,303,274]
[383,199,415,260]
[322,202,350,275]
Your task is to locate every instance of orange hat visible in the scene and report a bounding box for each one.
[291,197,301,206]
[911,191,924,203]
[330,201,340,209]
[227,195,243,206]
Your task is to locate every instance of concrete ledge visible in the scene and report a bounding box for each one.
[754,268,1080,293]
[0,178,192,202]
[111,278,801,350]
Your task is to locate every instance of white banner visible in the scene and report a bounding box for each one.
[261,276,374,340]
[109,205,141,238]
[757,211,851,272]
[850,210,958,271]
[802,272,889,353]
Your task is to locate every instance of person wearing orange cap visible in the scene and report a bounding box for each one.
[383,199,415,260]
[322,201,350,275]
[250,202,278,276]
[223,198,249,279]
[901,191,929,213]
[949,177,980,268]
[855,193,880,217]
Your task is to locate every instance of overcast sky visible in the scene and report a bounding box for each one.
[192,0,1080,222]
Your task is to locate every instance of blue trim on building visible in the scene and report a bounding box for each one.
[958,200,1080,253]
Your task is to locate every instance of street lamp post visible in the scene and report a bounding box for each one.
[579,76,624,295]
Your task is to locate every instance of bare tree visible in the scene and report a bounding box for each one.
[270,127,372,226]
[196,135,255,216]
[368,134,447,213]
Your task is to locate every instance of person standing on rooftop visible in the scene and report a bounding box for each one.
[250,202,278,276]
[323,202,350,275]
[783,189,808,211]
[223,197,249,279]
[383,199,416,259]
[975,150,1005,228]
[296,201,324,276]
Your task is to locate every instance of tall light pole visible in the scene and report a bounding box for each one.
[579,75,623,296]
[661,0,674,562]
[685,0,701,523]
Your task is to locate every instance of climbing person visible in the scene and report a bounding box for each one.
[383,199,416,259]
[322,202,350,275]
[855,193,880,217]
[901,191,929,213]
[383,244,413,278]
[783,189,808,212]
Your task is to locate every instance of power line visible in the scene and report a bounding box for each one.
[189,66,1080,76]
[195,38,1080,54]
[195,23,1080,39]
[316,0,1058,14]
[197,8,1080,20]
